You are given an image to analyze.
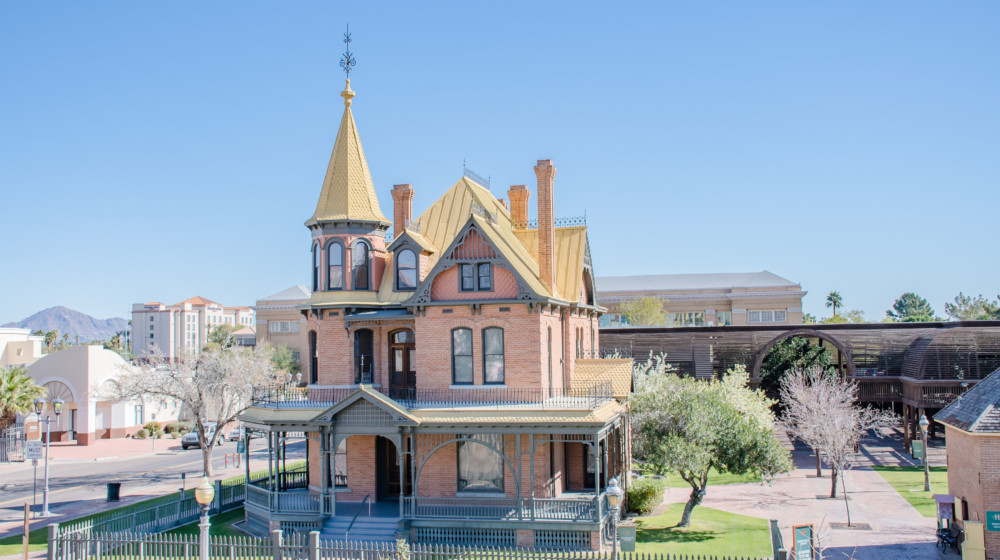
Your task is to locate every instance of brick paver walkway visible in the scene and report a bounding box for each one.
[648,427,950,560]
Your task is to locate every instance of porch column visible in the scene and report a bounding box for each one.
[593,432,601,522]
[527,433,534,520]
[902,404,911,452]
[320,428,330,516]
[409,431,417,517]
[397,432,406,518]
[267,430,274,491]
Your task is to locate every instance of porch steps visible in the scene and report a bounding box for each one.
[321,516,401,542]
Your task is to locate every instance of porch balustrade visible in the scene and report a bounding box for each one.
[251,382,614,410]
[245,483,333,515]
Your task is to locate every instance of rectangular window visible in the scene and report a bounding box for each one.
[477,263,492,291]
[150,316,154,322]
[774,310,787,323]
[748,311,761,323]
[483,328,504,384]
[334,440,348,487]
[716,311,732,326]
[761,310,773,323]
[460,264,475,291]
[452,328,473,384]
[150,325,154,331]
[291,351,300,363]
[457,435,504,493]
[149,333,154,339]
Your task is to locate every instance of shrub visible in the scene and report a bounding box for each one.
[144,421,162,435]
[155,430,165,439]
[136,429,148,439]
[165,422,193,434]
[627,477,666,515]
[171,432,181,439]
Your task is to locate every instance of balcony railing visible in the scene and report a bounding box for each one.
[251,381,614,410]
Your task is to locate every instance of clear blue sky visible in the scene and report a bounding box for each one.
[2,2,998,323]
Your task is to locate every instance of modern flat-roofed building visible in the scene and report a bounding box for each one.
[130,297,254,359]
[597,271,806,327]
[0,327,43,368]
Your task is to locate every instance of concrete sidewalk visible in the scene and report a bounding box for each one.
[0,438,200,477]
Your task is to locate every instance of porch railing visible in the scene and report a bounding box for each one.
[251,381,614,410]
[405,496,602,521]
[246,485,333,515]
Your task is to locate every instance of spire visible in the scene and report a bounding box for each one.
[306,29,389,228]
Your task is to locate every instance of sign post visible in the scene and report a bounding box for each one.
[26,442,43,517]
[792,524,814,560]
[23,503,29,560]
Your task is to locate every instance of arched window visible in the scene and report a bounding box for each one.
[311,244,319,292]
[327,242,343,290]
[452,328,473,384]
[396,250,417,290]
[354,328,374,383]
[309,331,318,384]
[482,327,504,384]
[352,240,370,290]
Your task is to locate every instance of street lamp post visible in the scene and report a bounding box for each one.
[194,476,215,560]
[606,477,624,560]
[33,397,64,517]
[919,413,930,492]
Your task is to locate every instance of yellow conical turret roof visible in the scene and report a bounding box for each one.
[306,79,390,227]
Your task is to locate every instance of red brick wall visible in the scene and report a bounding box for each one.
[567,442,585,491]
[339,435,377,502]
[946,425,1000,559]
[413,305,544,389]
[431,265,518,301]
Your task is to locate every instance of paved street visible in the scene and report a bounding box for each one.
[0,436,305,539]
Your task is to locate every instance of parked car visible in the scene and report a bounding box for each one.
[181,423,221,450]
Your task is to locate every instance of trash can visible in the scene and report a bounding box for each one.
[106,482,121,502]
[617,520,637,552]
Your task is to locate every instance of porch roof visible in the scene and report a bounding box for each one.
[573,359,634,399]
[409,399,623,426]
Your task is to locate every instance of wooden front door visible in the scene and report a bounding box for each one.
[375,436,401,500]
[389,330,416,400]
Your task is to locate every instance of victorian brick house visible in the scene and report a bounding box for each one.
[239,78,631,549]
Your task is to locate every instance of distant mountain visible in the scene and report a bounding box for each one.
[2,306,127,343]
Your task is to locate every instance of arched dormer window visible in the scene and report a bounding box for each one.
[396,249,417,290]
[312,244,319,292]
[327,241,344,290]
[352,240,370,290]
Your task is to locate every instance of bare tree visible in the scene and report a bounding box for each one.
[105,345,283,477]
[781,366,896,524]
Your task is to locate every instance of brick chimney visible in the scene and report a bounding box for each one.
[534,159,556,294]
[497,197,508,212]
[391,184,414,238]
[507,185,529,226]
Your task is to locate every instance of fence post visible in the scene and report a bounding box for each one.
[214,480,222,513]
[271,529,282,560]
[46,523,59,560]
[308,531,319,560]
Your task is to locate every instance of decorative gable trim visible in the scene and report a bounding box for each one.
[407,218,544,305]
[310,387,417,425]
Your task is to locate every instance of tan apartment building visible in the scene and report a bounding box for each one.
[130,296,254,359]
[597,271,805,327]
[252,285,309,373]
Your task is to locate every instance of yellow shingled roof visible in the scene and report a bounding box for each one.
[513,226,588,302]
[306,81,390,227]
[573,359,634,399]
[409,399,623,426]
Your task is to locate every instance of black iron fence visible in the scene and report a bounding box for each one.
[0,421,25,462]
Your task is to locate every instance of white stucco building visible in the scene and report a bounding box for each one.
[26,345,181,445]
[0,327,43,368]
[130,296,254,359]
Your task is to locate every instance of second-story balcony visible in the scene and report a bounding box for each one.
[250,380,615,411]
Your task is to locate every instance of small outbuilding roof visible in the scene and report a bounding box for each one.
[935,367,1000,433]
[596,270,799,292]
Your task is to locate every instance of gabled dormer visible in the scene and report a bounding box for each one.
[386,228,436,291]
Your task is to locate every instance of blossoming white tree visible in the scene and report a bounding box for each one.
[108,345,283,477]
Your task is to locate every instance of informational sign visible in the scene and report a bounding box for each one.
[986,511,1000,532]
[25,441,43,461]
[793,524,814,560]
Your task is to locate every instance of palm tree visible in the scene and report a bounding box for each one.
[826,291,843,317]
[43,330,59,351]
[0,366,45,429]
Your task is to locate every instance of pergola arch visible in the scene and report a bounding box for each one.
[751,328,856,378]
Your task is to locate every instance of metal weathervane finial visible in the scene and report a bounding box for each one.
[339,25,356,78]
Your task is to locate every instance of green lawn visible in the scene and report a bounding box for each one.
[637,467,763,487]
[0,460,305,555]
[633,503,771,558]
[164,508,252,538]
[872,466,948,517]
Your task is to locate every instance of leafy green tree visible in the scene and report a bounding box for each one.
[826,291,843,317]
[0,366,46,429]
[203,324,239,351]
[802,313,817,324]
[821,309,866,324]
[631,356,791,527]
[945,292,1000,321]
[886,292,938,322]
[617,296,665,327]
[760,336,833,401]
[271,345,301,374]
